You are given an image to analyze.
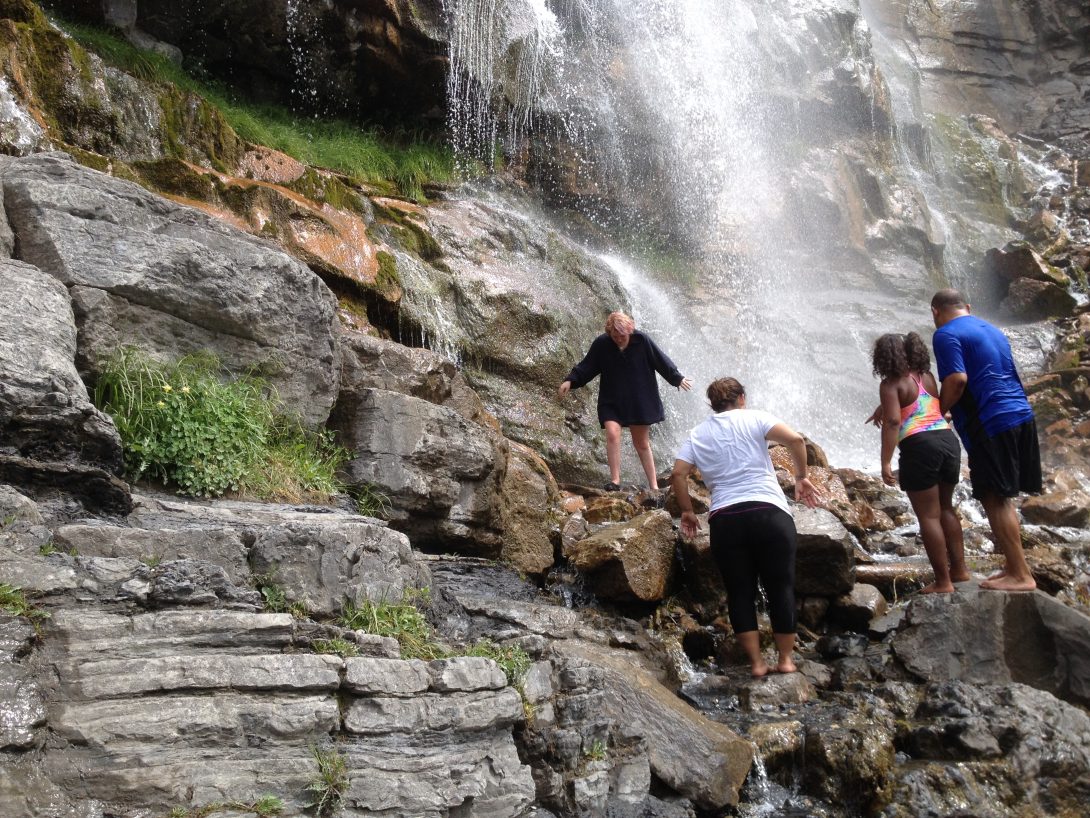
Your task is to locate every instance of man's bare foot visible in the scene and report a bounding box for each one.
[773,659,797,674]
[980,575,1036,592]
[750,661,770,678]
[920,582,956,594]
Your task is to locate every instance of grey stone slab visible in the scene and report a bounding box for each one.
[0,663,45,749]
[62,654,342,698]
[343,688,522,735]
[428,656,507,692]
[344,657,429,696]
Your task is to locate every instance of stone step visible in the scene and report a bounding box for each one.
[45,610,295,659]
[57,654,342,699]
[52,693,339,749]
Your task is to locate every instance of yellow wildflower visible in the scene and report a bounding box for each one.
[156,400,166,409]
[162,384,173,393]
[181,386,190,394]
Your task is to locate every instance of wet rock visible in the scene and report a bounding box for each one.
[675,530,727,618]
[799,596,831,630]
[499,442,562,575]
[884,680,1090,818]
[0,257,123,479]
[554,640,752,810]
[793,506,855,596]
[0,663,44,749]
[985,241,1069,286]
[1001,277,1078,321]
[1,153,339,426]
[565,510,676,603]
[739,673,816,711]
[1021,489,1090,528]
[803,706,895,814]
[830,583,889,633]
[583,495,641,524]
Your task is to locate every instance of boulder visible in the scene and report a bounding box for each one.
[803,705,895,814]
[554,640,751,811]
[1020,489,1090,528]
[331,387,507,554]
[892,584,1090,706]
[565,510,676,603]
[793,506,855,596]
[830,583,889,632]
[1001,277,1077,321]
[1,153,339,426]
[0,258,122,475]
[985,242,1069,286]
[738,673,816,711]
[498,442,561,575]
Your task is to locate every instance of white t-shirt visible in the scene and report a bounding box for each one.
[675,408,789,514]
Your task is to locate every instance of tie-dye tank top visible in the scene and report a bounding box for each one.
[898,374,950,443]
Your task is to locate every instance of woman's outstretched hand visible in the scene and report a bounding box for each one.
[795,477,821,508]
[679,377,693,392]
[680,510,700,538]
[558,380,571,398]
[864,405,883,427]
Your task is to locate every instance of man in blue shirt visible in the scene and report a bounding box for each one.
[931,289,1041,592]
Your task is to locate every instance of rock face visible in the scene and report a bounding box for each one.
[0,258,121,472]
[0,152,339,427]
[0,489,535,818]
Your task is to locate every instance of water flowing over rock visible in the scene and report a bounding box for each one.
[1,152,340,427]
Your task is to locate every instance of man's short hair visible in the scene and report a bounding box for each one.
[931,288,967,311]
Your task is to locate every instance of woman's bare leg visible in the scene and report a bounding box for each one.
[939,481,969,582]
[736,630,769,677]
[604,421,622,486]
[630,424,658,489]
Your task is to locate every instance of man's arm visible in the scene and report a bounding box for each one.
[670,459,700,538]
[939,372,967,415]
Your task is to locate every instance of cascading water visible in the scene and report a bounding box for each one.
[443,0,1052,469]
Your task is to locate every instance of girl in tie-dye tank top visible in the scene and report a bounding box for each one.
[869,332,969,594]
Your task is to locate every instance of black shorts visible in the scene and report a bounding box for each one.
[898,429,961,492]
[968,418,1042,500]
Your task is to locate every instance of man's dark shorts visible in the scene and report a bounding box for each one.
[968,418,1042,500]
[898,429,961,492]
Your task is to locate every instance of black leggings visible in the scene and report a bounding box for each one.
[709,502,798,634]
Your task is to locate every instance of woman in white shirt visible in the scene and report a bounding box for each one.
[670,377,819,678]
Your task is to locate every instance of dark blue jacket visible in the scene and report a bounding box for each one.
[566,331,685,427]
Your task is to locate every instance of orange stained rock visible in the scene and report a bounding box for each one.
[238,147,306,184]
[161,194,251,233]
[373,196,426,217]
[286,203,380,284]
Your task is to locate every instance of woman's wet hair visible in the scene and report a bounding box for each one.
[872,332,931,380]
[707,377,745,412]
[605,311,635,334]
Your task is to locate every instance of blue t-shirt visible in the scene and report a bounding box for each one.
[932,315,1034,448]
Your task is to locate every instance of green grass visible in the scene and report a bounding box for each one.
[462,639,532,687]
[339,591,445,661]
[0,583,49,627]
[353,483,393,519]
[93,347,348,503]
[53,17,462,202]
[312,637,361,658]
[167,795,283,818]
[307,745,349,816]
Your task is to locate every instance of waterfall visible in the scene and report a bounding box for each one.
[442,0,1050,469]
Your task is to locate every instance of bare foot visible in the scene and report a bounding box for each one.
[773,659,797,674]
[920,582,956,594]
[750,662,770,678]
[980,575,1036,592]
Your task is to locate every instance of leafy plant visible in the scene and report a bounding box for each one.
[461,639,532,688]
[93,348,348,504]
[38,542,56,556]
[339,591,444,661]
[0,583,49,628]
[585,740,607,761]
[312,638,361,658]
[307,745,349,816]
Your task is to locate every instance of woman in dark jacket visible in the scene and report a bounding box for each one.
[558,311,692,491]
